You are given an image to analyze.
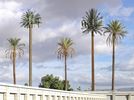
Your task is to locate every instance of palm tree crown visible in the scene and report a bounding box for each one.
[81,8,103,34]
[20,10,41,28]
[104,20,127,44]
[57,38,75,59]
[6,38,25,60]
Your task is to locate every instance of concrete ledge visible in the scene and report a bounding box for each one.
[0,83,106,100]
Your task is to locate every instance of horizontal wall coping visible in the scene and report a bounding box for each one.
[0,82,96,95]
[1,82,134,95]
[89,91,134,95]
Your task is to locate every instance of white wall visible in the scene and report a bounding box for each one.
[91,91,134,100]
[0,83,106,100]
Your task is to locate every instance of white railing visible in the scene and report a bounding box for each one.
[0,83,106,100]
[91,91,134,100]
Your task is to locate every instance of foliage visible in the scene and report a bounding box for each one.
[104,20,127,45]
[77,86,81,91]
[57,37,75,59]
[81,8,103,34]
[20,10,41,28]
[39,74,73,91]
[24,83,28,86]
[6,38,25,60]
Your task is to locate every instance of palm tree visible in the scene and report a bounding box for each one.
[20,10,41,86]
[5,38,25,84]
[104,20,127,91]
[57,38,75,90]
[81,8,103,91]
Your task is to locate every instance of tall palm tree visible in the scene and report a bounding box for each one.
[20,10,41,86]
[57,38,75,90]
[104,20,127,91]
[5,38,25,84]
[81,8,103,91]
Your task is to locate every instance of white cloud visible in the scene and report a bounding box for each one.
[32,20,81,44]
[108,5,134,17]
[0,65,12,82]
[0,1,20,10]
[0,1,22,20]
[95,35,112,55]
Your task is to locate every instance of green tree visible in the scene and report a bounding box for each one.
[62,80,73,91]
[104,20,127,91]
[57,38,75,90]
[20,10,41,86]
[81,8,103,91]
[77,86,81,91]
[39,74,73,91]
[5,38,25,84]
[24,83,28,86]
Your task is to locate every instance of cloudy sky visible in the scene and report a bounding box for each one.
[0,0,134,90]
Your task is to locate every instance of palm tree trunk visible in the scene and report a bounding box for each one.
[13,48,16,84]
[112,36,115,91]
[29,27,32,86]
[64,55,67,90]
[91,31,95,91]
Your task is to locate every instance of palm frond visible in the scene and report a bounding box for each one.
[81,8,103,35]
[20,10,41,28]
[56,37,75,59]
[104,20,127,45]
[5,38,25,60]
